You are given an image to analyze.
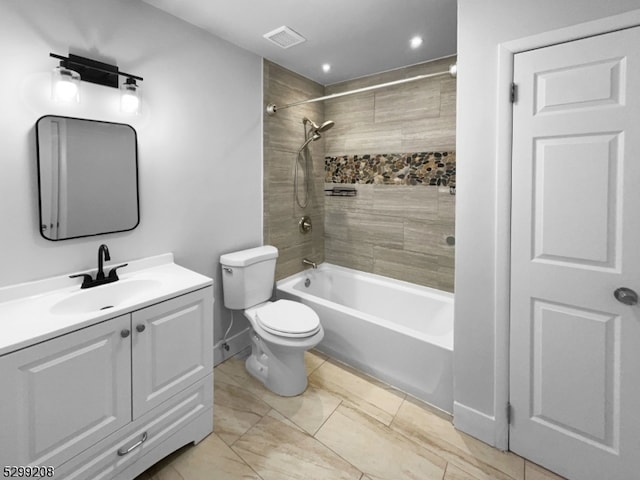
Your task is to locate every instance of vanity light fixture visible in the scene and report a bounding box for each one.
[49,53,144,113]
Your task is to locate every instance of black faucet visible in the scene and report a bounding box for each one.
[70,244,128,289]
[97,244,110,280]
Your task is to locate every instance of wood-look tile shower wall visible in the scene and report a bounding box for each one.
[263,60,325,280]
[263,57,456,290]
[323,56,456,291]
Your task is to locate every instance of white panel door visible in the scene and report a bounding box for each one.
[510,27,640,480]
[132,287,213,418]
[0,315,131,469]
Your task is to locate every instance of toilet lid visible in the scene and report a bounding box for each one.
[255,300,321,338]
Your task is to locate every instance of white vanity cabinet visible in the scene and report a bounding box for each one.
[0,282,213,480]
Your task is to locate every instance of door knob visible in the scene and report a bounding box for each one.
[121,329,130,338]
[614,287,638,306]
[136,324,146,333]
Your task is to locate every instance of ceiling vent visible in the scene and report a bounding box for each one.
[263,26,306,49]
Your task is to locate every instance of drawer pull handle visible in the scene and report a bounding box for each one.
[117,431,148,456]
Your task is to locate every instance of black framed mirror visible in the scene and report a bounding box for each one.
[35,115,140,241]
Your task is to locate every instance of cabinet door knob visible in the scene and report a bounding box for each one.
[136,324,146,333]
[121,329,130,338]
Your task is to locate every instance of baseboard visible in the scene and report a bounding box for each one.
[453,401,501,449]
[213,327,251,366]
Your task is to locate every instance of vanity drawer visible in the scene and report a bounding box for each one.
[56,373,213,480]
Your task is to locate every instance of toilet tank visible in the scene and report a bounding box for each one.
[219,245,278,310]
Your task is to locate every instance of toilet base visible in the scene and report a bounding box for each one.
[245,332,309,397]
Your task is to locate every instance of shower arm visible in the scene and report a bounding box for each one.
[266,63,457,115]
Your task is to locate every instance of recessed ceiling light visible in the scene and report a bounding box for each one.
[410,36,423,49]
[322,63,331,73]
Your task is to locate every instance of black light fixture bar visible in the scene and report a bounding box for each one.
[50,53,143,88]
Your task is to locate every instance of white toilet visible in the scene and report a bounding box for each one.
[219,245,324,396]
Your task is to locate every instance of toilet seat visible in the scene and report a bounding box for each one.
[255,300,321,338]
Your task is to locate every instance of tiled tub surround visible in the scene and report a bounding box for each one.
[136,351,566,480]
[323,57,457,290]
[324,182,455,291]
[262,57,456,288]
[263,60,326,281]
[326,151,456,186]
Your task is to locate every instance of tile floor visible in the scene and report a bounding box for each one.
[136,351,565,480]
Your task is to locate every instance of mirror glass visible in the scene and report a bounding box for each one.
[36,115,139,241]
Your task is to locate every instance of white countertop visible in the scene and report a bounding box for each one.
[0,253,213,357]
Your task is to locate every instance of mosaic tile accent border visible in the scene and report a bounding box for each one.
[325,152,456,186]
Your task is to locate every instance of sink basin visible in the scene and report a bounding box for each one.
[51,279,162,315]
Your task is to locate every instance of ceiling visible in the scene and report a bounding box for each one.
[141,0,457,85]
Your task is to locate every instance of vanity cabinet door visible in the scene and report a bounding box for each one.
[0,315,132,469]
[131,287,213,418]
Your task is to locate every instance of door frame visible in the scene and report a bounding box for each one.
[493,9,640,451]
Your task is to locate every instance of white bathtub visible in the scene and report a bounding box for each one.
[276,263,453,413]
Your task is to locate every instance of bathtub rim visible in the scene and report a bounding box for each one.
[276,262,454,351]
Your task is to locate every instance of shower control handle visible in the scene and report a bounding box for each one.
[614,287,638,306]
[299,216,312,234]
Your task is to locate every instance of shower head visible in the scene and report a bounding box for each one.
[298,117,334,152]
[303,117,335,134]
[316,120,334,133]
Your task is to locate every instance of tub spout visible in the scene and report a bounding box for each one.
[302,258,317,269]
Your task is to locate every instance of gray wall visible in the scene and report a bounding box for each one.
[263,60,325,280]
[0,0,263,350]
[323,57,457,291]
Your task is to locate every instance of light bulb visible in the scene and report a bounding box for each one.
[120,79,140,114]
[121,92,140,113]
[322,63,331,73]
[52,66,80,103]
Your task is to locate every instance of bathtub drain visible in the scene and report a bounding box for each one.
[304,278,311,288]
